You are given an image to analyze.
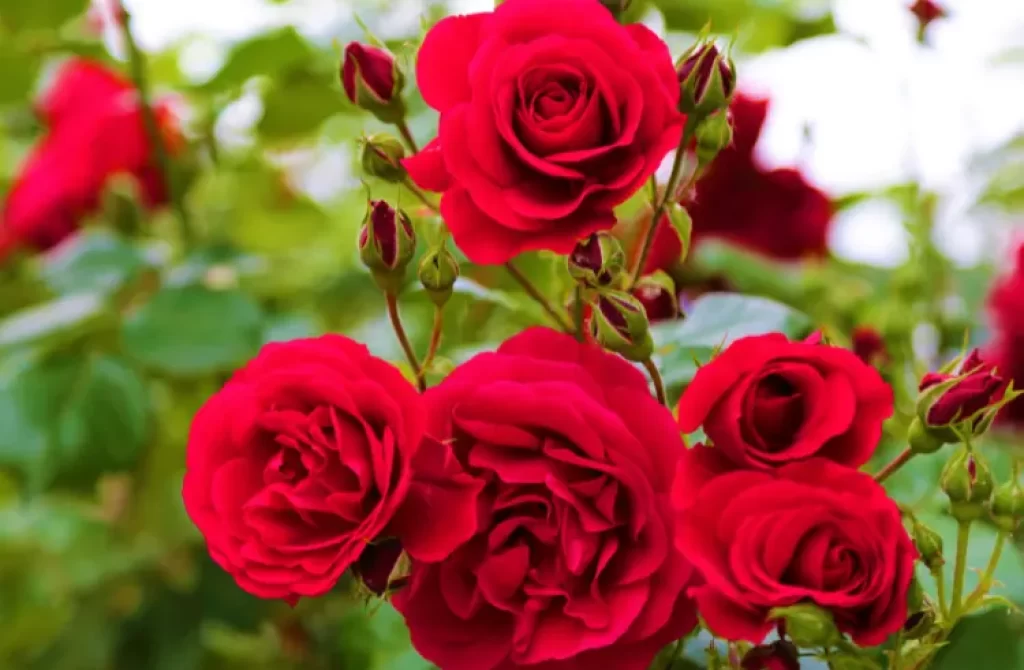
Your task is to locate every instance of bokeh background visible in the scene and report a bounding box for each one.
[1,0,1022,668]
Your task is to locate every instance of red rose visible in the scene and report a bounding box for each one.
[182,335,425,603]
[986,242,1024,426]
[686,94,833,261]
[673,451,917,646]
[677,333,893,469]
[393,328,697,670]
[919,349,1005,428]
[1,59,180,258]
[404,0,683,265]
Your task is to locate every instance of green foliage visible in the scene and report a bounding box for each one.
[0,0,88,30]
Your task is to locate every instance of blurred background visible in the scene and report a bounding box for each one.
[0,0,1022,668]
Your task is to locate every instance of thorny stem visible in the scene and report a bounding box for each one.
[643,358,668,406]
[385,293,425,392]
[505,260,574,332]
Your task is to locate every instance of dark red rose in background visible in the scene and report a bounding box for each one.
[393,328,697,670]
[685,93,833,261]
[404,0,683,265]
[987,242,1024,427]
[677,333,893,470]
[919,349,1004,427]
[673,453,917,646]
[852,326,888,367]
[182,335,424,603]
[1,58,181,259]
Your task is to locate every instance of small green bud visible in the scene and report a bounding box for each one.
[361,133,407,183]
[589,290,653,361]
[694,110,733,165]
[358,200,416,294]
[907,417,946,455]
[568,232,626,288]
[940,445,994,522]
[909,517,944,571]
[418,245,459,307]
[769,603,840,649]
[990,476,1024,533]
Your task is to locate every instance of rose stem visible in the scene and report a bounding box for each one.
[630,118,697,288]
[395,120,420,154]
[403,178,440,214]
[505,260,574,333]
[118,2,195,249]
[873,447,914,484]
[573,286,585,342]
[949,520,972,619]
[642,358,668,406]
[419,306,444,383]
[960,532,1007,613]
[385,292,426,392]
[934,567,949,619]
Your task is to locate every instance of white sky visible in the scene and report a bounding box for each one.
[121,0,1024,267]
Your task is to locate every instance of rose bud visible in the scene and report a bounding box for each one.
[940,445,994,522]
[768,603,840,649]
[353,538,407,596]
[990,475,1024,532]
[567,232,625,288]
[417,244,459,307]
[676,42,735,119]
[694,109,733,166]
[909,516,944,571]
[916,349,1006,443]
[341,42,406,123]
[359,200,416,294]
[909,0,946,42]
[360,133,407,183]
[589,290,654,361]
[740,641,799,670]
[852,326,888,367]
[632,270,679,323]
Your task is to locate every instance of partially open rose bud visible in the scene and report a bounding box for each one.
[740,641,799,670]
[632,271,679,323]
[361,133,407,183]
[359,200,416,293]
[341,42,406,123]
[418,244,459,307]
[676,42,735,119]
[917,349,1006,443]
[568,232,625,288]
[940,445,994,522]
[589,290,653,361]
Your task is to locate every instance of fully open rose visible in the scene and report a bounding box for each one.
[403,0,683,264]
[182,336,424,603]
[393,328,697,670]
[673,451,917,646]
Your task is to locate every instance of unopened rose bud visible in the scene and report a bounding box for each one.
[590,291,653,361]
[361,133,407,183]
[694,109,733,165]
[676,42,735,119]
[598,0,631,20]
[341,42,406,123]
[102,173,144,236]
[568,232,625,288]
[769,603,840,649]
[632,271,679,323]
[917,350,1005,443]
[940,446,994,521]
[990,477,1024,532]
[418,245,459,307]
[910,516,944,571]
[852,326,888,367]
[740,640,799,670]
[359,200,416,293]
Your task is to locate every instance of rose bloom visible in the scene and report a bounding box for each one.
[674,452,917,646]
[677,333,893,470]
[0,59,180,258]
[403,0,683,264]
[685,93,832,261]
[986,242,1024,427]
[183,335,426,603]
[393,328,697,670]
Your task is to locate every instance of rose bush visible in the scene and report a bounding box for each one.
[392,328,697,670]
[403,0,683,264]
[676,333,893,470]
[673,452,917,646]
[182,335,425,603]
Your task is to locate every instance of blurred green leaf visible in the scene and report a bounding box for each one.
[652,292,813,398]
[932,609,1024,670]
[121,284,264,377]
[0,0,88,30]
[199,27,316,92]
[0,43,39,105]
[0,353,149,490]
[651,0,834,52]
[258,68,342,140]
[0,293,113,354]
[41,229,148,296]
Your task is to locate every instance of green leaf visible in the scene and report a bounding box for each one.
[121,285,264,376]
[0,293,113,355]
[40,229,147,296]
[0,353,150,490]
[199,27,316,92]
[0,43,39,105]
[0,0,88,30]
[652,0,835,52]
[931,609,1024,670]
[257,68,342,140]
[651,292,814,398]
